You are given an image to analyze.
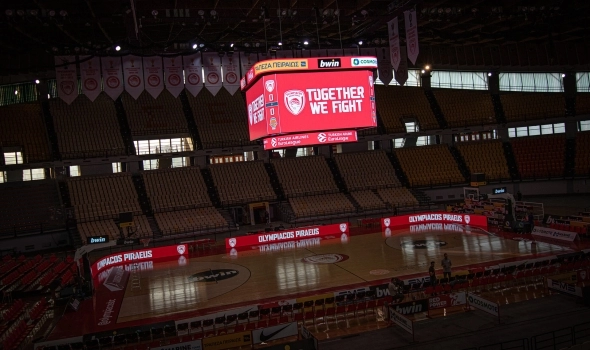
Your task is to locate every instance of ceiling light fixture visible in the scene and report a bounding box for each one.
[115,45,121,51]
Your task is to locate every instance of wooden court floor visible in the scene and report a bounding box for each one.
[116,226,573,324]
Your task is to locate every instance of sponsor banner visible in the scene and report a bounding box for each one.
[381,212,488,231]
[122,55,144,99]
[203,52,222,96]
[54,56,79,105]
[240,52,257,79]
[263,130,358,150]
[87,235,109,245]
[252,322,298,344]
[152,339,202,350]
[94,267,129,326]
[429,292,466,309]
[183,53,204,97]
[389,307,413,334]
[388,17,401,71]
[547,278,583,297]
[177,304,259,328]
[395,47,408,86]
[390,298,429,316]
[143,56,164,98]
[222,55,240,95]
[467,293,499,316]
[79,56,101,102]
[275,50,294,59]
[253,59,309,77]
[326,49,343,57]
[163,56,184,98]
[91,244,187,278]
[247,70,376,140]
[376,47,393,85]
[263,339,315,350]
[531,226,577,242]
[202,331,251,350]
[351,57,379,68]
[404,9,419,65]
[226,223,349,249]
[318,58,342,69]
[487,217,501,226]
[101,56,124,100]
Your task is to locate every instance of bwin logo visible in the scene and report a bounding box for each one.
[90,237,106,244]
[318,58,341,68]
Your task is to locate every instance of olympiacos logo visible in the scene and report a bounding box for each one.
[228,238,237,248]
[284,90,305,115]
[177,245,186,255]
[340,223,347,232]
[384,218,391,227]
[465,215,470,224]
[265,80,275,92]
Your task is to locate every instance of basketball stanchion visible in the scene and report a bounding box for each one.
[140,238,151,248]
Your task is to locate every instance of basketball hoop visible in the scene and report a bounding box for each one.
[140,238,151,248]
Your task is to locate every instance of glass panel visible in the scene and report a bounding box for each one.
[416,136,429,146]
[143,159,158,170]
[112,162,122,173]
[4,152,23,165]
[516,127,528,137]
[393,139,405,148]
[171,157,186,168]
[368,141,374,150]
[576,73,590,93]
[541,124,553,135]
[70,166,80,177]
[580,120,590,131]
[0,171,4,183]
[405,122,417,133]
[528,125,541,136]
[23,168,45,181]
[508,128,516,138]
[553,123,565,133]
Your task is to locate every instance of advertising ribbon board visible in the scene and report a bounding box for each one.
[202,331,251,350]
[389,307,414,337]
[381,212,488,231]
[151,339,202,350]
[547,278,583,297]
[263,130,358,150]
[467,293,499,319]
[531,226,578,242]
[252,322,298,344]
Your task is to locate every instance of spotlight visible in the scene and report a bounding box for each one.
[48,10,55,17]
[35,79,40,84]
[334,9,340,16]
[210,10,217,16]
[358,40,363,45]
[281,10,287,16]
[198,10,205,16]
[17,10,25,16]
[278,42,282,46]
[192,43,198,49]
[115,45,121,51]
[14,90,18,95]
[244,43,250,47]
[151,10,158,17]
[488,72,492,77]
[361,10,368,16]
[59,10,67,17]
[421,69,425,74]
[303,41,309,45]
[424,65,431,70]
[230,43,234,47]
[562,73,566,78]
[5,9,13,16]
[199,43,204,48]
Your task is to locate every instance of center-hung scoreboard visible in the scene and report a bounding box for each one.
[240,56,378,150]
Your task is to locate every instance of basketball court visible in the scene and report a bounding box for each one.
[56,223,574,340]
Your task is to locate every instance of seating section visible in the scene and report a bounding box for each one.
[142,167,211,212]
[0,103,51,162]
[121,90,188,136]
[272,156,339,197]
[576,93,590,116]
[500,93,565,122]
[349,190,387,211]
[334,150,401,191]
[67,173,142,222]
[209,161,276,205]
[433,89,496,127]
[0,180,62,233]
[77,215,152,242]
[511,135,566,178]
[289,193,355,218]
[456,141,511,180]
[187,89,254,149]
[575,132,590,176]
[395,145,465,187]
[375,86,439,133]
[50,93,126,159]
[155,207,227,235]
[377,187,419,208]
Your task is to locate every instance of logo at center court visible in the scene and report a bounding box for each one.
[302,254,349,264]
[406,240,447,249]
[188,269,239,282]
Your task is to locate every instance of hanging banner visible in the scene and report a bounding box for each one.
[202,52,222,96]
[327,49,343,57]
[122,55,144,100]
[388,17,401,71]
[101,57,124,100]
[142,56,164,99]
[275,50,294,59]
[222,55,240,95]
[163,56,184,98]
[240,52,257,78]
[404,9,419,65]
[376,47,393,85]
[183,53,203,97]
[343,48,358,56]
[310,49,327,57]
[54,56,78,105]
[79,56,101,102]
[396,47,409,86]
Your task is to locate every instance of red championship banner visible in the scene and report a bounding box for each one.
[101,56,124,100]
[222,55,240,95]
[203,52,222,96]
[381,212,488,231]
[163,56,184,98]
[263,130,358,150]
[246,69,377,140]
[54,56,78,105]
[404,9,419,65]
[183,53,203,97]
[240,52,257,78]
[143,56,164,99]
[90,244,188,278]
[376,47,393,85]
[395,47,409,86]
[79,56,101,101]
[388,17,401,72]
[225,223,349,249]
[122,55,144,99]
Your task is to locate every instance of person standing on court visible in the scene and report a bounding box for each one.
[441,253,452,279]
[428,261,437,285]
